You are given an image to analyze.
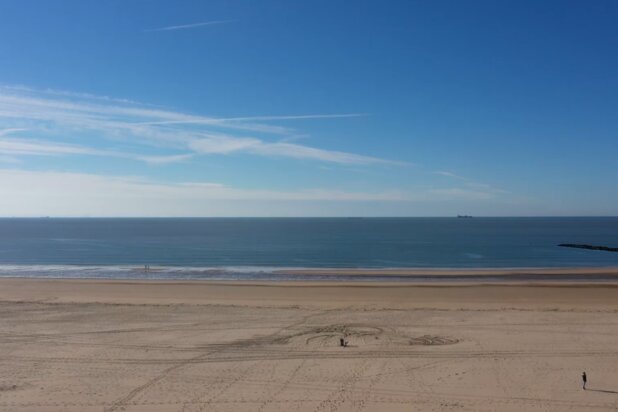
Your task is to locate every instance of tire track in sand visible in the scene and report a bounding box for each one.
[103,347,222,412]
[312,359,372,412]
[256,359,307,412]
[105,308,332,412]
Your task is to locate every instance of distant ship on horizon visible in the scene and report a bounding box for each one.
[457,215,473,218]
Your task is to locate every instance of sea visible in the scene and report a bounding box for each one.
[0,217,617,282]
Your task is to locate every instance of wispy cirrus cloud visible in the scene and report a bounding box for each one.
[187,133,392,164]
[146,20,236,32]
[434,171,467,180]
[433,170,507,195]
[0,85,393,165]
[0,137,97,156]
[145,113,368,124]
[223,113,367,121]
[135,154,193,164]
[0,136,192,164]
[0,84,146,105]
[0,128,27,137]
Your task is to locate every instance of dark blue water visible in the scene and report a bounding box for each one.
[0,217,616,280]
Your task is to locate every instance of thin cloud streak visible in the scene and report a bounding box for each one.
[220,113,368,122]
[0,84,146,105]
[188,134,401,165]
[0,85,397,166]
[138,113,366,125]
[0,138,97,156]
[434,170,467,180]
[434,170,507,194]
[134,114,367,137]
[0,137,191,164]
[146,20,236,32]
[135,154,193,164]
[0,128,28,137]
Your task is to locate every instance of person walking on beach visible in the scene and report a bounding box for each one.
[582,372,587,390]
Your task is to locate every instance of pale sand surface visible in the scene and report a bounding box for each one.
[1,278,618,411]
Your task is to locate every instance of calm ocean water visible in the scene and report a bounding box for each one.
[0,217,617,281]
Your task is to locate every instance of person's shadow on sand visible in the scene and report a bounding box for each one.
[587,389,618,394]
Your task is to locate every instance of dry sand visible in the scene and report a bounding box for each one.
[0,278,617,411]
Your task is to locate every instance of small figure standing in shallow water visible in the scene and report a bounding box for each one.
[582,372,587,390]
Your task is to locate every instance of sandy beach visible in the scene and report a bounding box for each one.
[1,277,617,411]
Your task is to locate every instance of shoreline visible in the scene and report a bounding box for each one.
[1,266,618,284]
[1,264,618,274]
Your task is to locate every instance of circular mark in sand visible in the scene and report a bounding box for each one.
[409,335,459,346]
[274,324,458,347]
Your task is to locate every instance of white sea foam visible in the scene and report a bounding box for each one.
[0,264,616,283]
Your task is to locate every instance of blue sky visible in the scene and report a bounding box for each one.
[0,0,616,216]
